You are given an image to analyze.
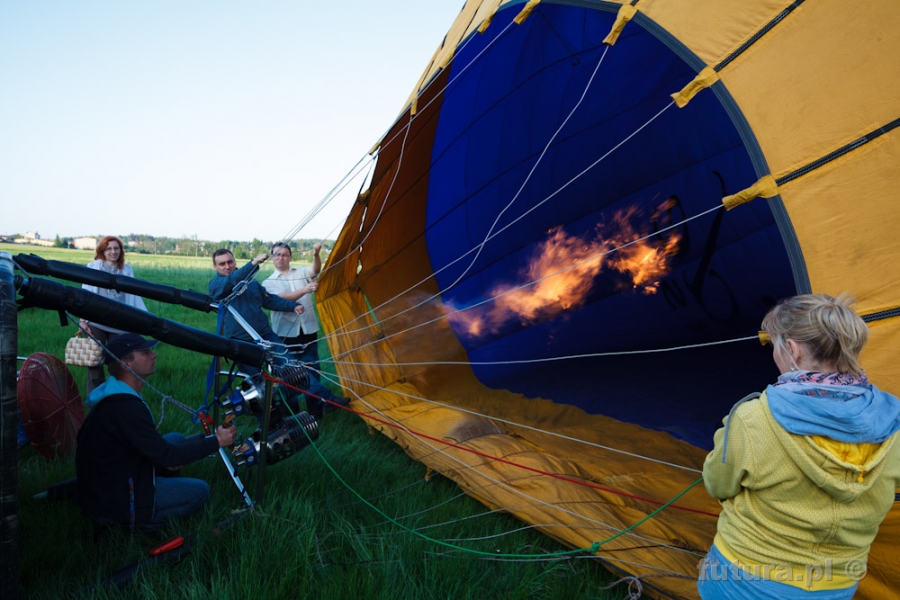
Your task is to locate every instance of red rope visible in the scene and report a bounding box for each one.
[263,372,719,518]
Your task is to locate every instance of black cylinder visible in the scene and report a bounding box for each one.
[18,276,266,368]
[0,252,19,600]
[15,253,215,312]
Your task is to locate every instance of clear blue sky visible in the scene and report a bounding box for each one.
[0,1,465,242]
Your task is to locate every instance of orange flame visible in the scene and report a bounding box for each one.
[446,201,680,338]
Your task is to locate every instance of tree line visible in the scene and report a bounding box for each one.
[52,234,334,259]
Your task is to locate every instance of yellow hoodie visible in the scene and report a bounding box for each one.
[703,393,900,591]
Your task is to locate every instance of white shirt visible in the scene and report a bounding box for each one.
[83,260,149,334]
[262,266,318,337]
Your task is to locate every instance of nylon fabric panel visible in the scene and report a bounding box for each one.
[317,1,900,598]
[860,506,900,600]
[358,386,718,600]
[713,0,900,175]
[638,0,795,68]
[403,0,506,115]
[423,4,793,446]
[778,135,900,311]
[858,317,900,407]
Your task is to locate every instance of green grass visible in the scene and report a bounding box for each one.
[10,245,642,599]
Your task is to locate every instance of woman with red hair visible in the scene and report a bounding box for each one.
[80,235,148,394]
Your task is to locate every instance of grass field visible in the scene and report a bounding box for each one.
[7,244,644,599]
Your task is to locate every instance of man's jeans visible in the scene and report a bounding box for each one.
[146,433,211,528]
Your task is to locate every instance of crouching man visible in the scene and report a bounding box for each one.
[76,334,236,531]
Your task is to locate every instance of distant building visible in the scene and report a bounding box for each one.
[15,232,54,247]
[72,237,97,250]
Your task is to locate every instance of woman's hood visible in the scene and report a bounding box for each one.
[766,380,900,444]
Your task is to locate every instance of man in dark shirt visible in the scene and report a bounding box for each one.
[76,334,236,531]
[208,249,303,344]
[208,248,349,417]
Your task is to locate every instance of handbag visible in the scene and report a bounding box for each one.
[65,331,104,367]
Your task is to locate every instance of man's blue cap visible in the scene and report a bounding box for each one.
[105,334,159,364]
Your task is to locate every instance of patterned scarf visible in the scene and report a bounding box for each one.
[771,370,869,400]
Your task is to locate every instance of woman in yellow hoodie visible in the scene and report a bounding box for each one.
[699,294,900,599]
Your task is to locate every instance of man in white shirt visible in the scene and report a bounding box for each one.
[263,242,349,418]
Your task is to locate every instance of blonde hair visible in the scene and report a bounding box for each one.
[761,294,869,375]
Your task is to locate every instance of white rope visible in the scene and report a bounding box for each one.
[322,42,615,343]
[320,115,414,277]
[314,365,702,474]
[276,18,513,253]
[314,371,686,551]
[323,202,722,365]
[329,334,758,368]
[321,98,681,350]
[424,44,613,310]
[279,153,374,244]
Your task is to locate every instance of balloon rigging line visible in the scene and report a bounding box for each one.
[321,98,679,348]
[584,554,694,579]
[254,492,696,576]
[309,367,713,513]
[389,496,705,558]
[354,469,706,558]
[329,334,760,368]
[281,148,375,249]
[429,44,612,315]
[278,152,373,245]
[279,373,658,543]
[276,155,375,279]
[236,25,509,328]
[317,117,414,277]
[363,510,702,561]
[308,20,519,276]
[323,476,429,514]
[281,394,708,561]
[316,159,377,248]
[367,487,471,527]
[277,18,512,251]
[261,504,697,585]
[353,16,517,185]
[291,377,702,556]
[323,202,723,366]
[357,475,640,538]
[441,524,700,555]
[15,259,702,573]
[321,42,617,343]
[311,366,702,475]
[300,407,603,559]
[343,462,688,539]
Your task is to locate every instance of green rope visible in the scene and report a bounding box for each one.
[298,411,705,558]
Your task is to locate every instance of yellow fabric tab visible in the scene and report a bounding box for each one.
[410,95,418,117]
[722,175,779,210]
[758,331,770,346]
[670,66,719,108]
[603,4,638,46]
[513,0,541,25]
[437,48,455,71]
[478,12,495,34]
